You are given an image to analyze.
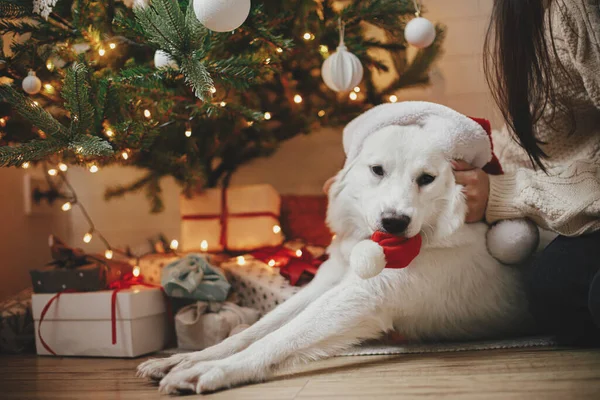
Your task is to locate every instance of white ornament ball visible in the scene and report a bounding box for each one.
[154,50,178,70]
[487,219,540,265]
[193,0,251,32]
[404,17,436,48]
[22,71,42,95]
[321,45,364,92]
[350,239,387,279]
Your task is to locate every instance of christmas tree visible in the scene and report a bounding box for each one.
[0,0,444,212]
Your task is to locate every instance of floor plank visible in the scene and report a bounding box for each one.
[2,347,600,399]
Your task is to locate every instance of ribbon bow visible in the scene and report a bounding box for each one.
[251,246,327,286]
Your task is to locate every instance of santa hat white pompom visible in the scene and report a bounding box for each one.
[487,219,539,264]
[343,101,539,265]
[350,240,387,279]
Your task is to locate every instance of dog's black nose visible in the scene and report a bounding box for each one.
[381,215,411,235]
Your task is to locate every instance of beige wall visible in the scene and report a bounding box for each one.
[27,0,501,256]
[0,168,71,300]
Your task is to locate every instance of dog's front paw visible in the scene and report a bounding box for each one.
[159,360,261,394]
[137,354,189,380]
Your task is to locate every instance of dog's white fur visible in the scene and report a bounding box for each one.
[137,125,532,394]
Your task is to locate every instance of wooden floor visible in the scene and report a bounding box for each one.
[2,347,600,399]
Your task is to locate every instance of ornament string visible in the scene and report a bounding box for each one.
[412,0,422,17]
[338,17,345,47]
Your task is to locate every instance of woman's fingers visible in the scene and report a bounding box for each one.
[451,159,475,172]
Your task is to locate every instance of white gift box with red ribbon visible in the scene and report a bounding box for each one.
[32,286,169,357]
[180,184,284,252]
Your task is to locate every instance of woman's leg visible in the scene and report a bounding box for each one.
[525,231,600,346]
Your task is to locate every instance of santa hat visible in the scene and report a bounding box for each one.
[343,101,503,174]
[344,101,539,279]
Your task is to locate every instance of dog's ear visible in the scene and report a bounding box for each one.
[434,182,467,239]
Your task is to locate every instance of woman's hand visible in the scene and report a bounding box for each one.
[451,160,490,223]
[323,176,336,194]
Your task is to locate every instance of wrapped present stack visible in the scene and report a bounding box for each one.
[0,288,35,354]
[30,236,171,358]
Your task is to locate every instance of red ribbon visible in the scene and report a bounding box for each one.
[108,272,172,345]
[36,273,172,355]
[181,187,280,250]
[251,245,327,286]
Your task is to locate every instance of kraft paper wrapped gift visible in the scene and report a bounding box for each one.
[32,286,169,357]
[180,184,284,252]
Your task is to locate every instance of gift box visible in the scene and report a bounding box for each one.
[175,301,260,350]
[221,258,302,314]
[0,288,35,354]
[180,184,284,252]
[32,286,169,357]
[138,254,180,285]
[30,235,133,293]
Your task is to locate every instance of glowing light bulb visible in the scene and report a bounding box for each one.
[319,45,329,53]
[332,234,337,240]
[210,86,217,94]
[98,48,106,56]
[44,84,54,93]
[58,163,68,172]
[200,240,208,252]
[105,129,114,137]
[0,118,6,127]
[121,151,129,160]
[354,87,361,93]
[264,112,271,120]
[143,109,151,118]
[268,259,276,267]
[272,225,281,234]
[237,256,246,266]
[170,239,179,250]
[276,47,283,53]
[46,61,53,70]
[389,95,398,103]
[33,101,39,106]
[264,57,271,65]
[22,162,30,169]
[61,202,72,211]
[247,121,254,127]
[109,43,116,50]
[83,232,93,243]
[132,266,140,277]
[296,249,303,257]
[220,101,227,107]
[105,249,113,260]
[293,94,303,104]
[47,168,57,176]
[89,164,99,173]
[349,92,358,100]
[303,32,314,40]
[185,128,192,137]
[318,110,325,117]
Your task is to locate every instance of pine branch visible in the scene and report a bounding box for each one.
[0,84,68,137]
[0,137,65,167]
[62,63,94,135]
[180,52,214,100]
[68,134,114,157]
[0,0,32,19]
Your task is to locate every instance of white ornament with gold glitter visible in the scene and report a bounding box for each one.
[193,0,251,32]
[404,1,436,48]
[321,19,363,93]
[22,71,42,95]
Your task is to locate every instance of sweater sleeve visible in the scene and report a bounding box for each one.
[486,161,600,236]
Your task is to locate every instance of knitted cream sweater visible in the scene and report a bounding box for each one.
[486,0,600,236]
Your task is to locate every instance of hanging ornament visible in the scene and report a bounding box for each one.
[154,50,178,70]
[404,0,436,48]
[321,19,363,93]
[22,71,42,95]
[193,0,251,33]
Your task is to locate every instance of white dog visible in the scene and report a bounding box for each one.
[137,120,532,394]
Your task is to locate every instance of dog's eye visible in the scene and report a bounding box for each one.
[371,165,384,176]
[416,173,436,186]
